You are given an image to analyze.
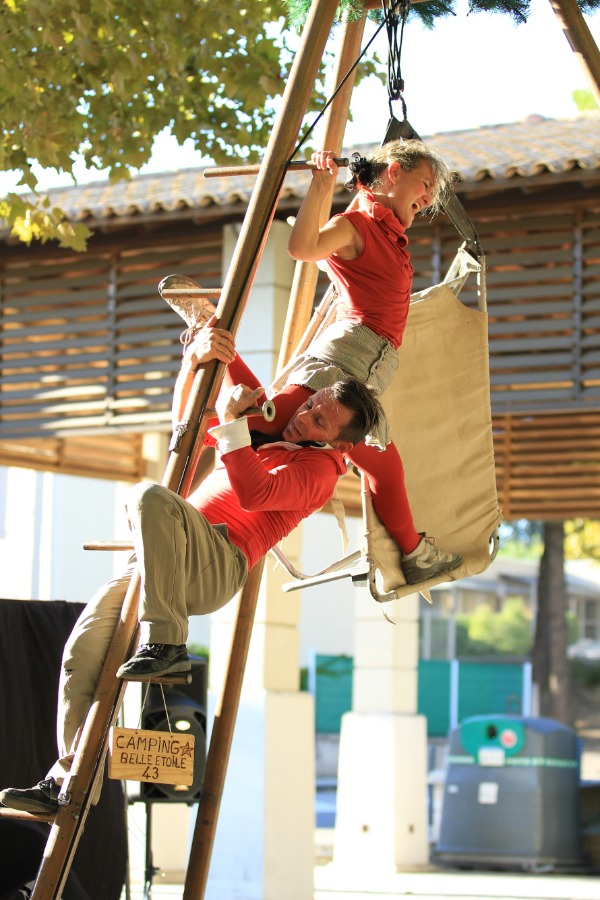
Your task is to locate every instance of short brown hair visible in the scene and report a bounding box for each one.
[330,378,384,446]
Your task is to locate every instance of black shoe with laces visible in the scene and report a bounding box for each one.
[116,643,190,680]
[0,777,61,814]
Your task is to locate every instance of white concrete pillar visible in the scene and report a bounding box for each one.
[333,590,429,872]
[141,431,170,484]
[224,220,293,388]
[205,222,315,899]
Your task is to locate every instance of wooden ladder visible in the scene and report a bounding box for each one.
[0,1,372,896]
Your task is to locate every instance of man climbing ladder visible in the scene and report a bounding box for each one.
[0,5,353,897]
[0,316,382,815]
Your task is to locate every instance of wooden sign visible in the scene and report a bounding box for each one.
[108,727,195,786]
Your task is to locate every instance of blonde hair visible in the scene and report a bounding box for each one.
[345,139,453,212]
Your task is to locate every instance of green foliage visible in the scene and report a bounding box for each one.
[497,519,543,560]
[0,0,384,248]
[0,0,297,247]
[573,89,600,111]
[564,519,600,564]
[0,192,91,249]
[456,598,533,657]
[284,0,454,29]
[1,0,290,176]
[284,0,600,30]
[566,610,580,645]
[570,658,600,687]
[300,666,309,690]
[186,642,209,660]
[498,517,600,566]
[455,599,580,657]
[284,0,365,28]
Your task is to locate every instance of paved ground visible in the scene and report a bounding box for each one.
[314,865,600,899]
[124,865,600,900]
[122,718,600,900]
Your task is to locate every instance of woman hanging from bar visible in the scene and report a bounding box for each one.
[247,139,463,587]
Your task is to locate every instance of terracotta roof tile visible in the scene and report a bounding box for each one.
[39,113,600,223]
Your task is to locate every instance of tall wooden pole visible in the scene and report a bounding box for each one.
[183,10,375,899]
[548,0,600,104]
[182,560,266,899]
[277,12,369,372]
[177,0,343,498]
[180,0,343,896]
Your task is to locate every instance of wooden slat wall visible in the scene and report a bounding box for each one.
[0,232,223,439]
[1,199,600,516]
[474,210,599,411]
[493,411,600,520]
[0,433,145,481]
[3,207,598,439]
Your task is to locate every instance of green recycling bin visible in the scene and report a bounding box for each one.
[435,715,583,870]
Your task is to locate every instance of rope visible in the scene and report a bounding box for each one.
[290,17,388,160]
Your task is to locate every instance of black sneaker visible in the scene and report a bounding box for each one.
[0,777,60,814]
[116,643,191,680]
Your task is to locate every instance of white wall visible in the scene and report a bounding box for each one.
[0,465,131,602]
[0,462,366,659]
[295,512,363,665]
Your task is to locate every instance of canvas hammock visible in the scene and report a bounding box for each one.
[275,248,502,606]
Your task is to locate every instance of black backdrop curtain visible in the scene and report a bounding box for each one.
[0,598,127,899]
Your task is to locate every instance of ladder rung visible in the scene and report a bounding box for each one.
[83,541,134,551]
[0,807,55,823]
[120,672,193,686]
[160,287,221,296]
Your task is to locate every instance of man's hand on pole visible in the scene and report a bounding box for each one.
[182,314,236,371]
[216,385,266,424]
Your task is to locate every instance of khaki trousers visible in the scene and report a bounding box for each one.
[48,483,248,781]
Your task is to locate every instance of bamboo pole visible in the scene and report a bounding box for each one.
[277,12,369,372]
[182,2,343,895]
[31,1,379,894]
[183,8,370,899]
[172,0,342,500]
[547,0,600,103]
[182,559,266,899]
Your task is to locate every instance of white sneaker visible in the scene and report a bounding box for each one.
[158,274,214,346]
[402,534,462,585]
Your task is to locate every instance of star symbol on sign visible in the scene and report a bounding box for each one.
[180,741,194,760]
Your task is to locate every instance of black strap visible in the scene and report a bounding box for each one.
[250,430,284,449]
[250,430,324,450]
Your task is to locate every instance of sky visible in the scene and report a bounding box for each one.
[1,0,599,193]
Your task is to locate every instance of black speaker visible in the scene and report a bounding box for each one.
[137,655,208,804]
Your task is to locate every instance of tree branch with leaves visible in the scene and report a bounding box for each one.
[0,0,302,247]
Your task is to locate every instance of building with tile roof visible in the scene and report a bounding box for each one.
[18,112,599,228]
[1,113,599,519]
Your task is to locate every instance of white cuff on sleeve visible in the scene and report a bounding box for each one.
[208,417,252,455]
